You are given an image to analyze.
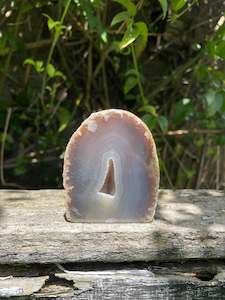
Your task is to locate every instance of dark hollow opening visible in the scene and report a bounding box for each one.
[195,271,217,281]
[99,159,115,196]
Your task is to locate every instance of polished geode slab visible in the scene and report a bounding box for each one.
[63,109,159,222]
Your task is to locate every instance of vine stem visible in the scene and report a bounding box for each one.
[131,44,146,105]
[40,0,72,100]
[0,108,12,186]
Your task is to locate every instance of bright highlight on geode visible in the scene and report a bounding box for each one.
[63,109,159,222]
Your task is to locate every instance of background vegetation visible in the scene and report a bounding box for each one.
[0,0,225,189]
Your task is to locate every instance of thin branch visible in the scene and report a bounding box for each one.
[216,146,220,189]
[102,62,110,109]
[131,44,146,105]
[0,108,12,186]
[155,129,225,137]
[40,0,72,100]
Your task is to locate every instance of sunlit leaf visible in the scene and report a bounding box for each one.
[46,64,56,78]
[24,58,35,66]
[158,0,168,19]
[134,21,148,58]
[172,0,186,12]
[55,70,66,80]
[138,105,157,116]
[119,25,139,49]
[101,31,108,43]
[36,61,44,73]
[114,0,136,16]
[43,14,61,30]
[24,59,44,73]
[111,11,129,27]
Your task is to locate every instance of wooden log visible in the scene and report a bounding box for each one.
[0,262,225,299]
[0,276,48,298]
[0,189,225,264]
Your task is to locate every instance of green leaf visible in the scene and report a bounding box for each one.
[124,76,138,94]
[46,63,56,78]
[172,0,186,12]
[138,105,157,117]
[111,11,129,27]
[125,68,138,77]
[79,0,105,36]
[119,25,140,49]
[158,115,168,132]
[43,14,61,31]
[101,31,108,43]
[205,90,223,116]
[24,58,35,66]
[35,61,44,73]
[54,70,66,80]
[58,107,71,132]
[173,98,194,126]
[114,0,136,16]
[24,59,44,73]
[134,21,148,58]
[158,0,168,19]
[142,114,158,130]
[46,64,66,80]
[216,40,225,60]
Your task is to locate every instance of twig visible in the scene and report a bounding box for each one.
[93,47,112,79]
[85,43,93,112]
[102,62,110,109]
[216,146,220,190]
[0,108,12,186]
[155,129,225,137]
[40,0,72,100]
[0,276,13,281]
[131,44,146,105]
[147,54,201,98]
[160,157,174,189]
[196,142,207,189]
[56,43,75,85]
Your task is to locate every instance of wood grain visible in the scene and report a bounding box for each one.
[0,262,225,299]
[0,189,225,264]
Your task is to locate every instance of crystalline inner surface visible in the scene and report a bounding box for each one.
[63,109,159,222]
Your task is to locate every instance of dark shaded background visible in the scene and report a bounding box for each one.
[0,0,225,189]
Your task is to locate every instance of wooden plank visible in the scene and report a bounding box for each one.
[0,189,225,264]
[38,270,225,300]
[0,276,48,297]
[0,262,225,299]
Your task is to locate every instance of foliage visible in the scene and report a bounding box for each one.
[0,0,225,189]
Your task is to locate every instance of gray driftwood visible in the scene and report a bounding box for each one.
[0,261,225,299]
[0,189,225,264]
[0,189,225,299]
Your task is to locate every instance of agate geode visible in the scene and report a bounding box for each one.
[63,109,159,222]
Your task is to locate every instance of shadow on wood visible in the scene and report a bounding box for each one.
[0,189,224,264]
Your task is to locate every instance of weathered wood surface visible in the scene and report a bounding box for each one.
[0,261,225,299]
[0,189,225,264]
